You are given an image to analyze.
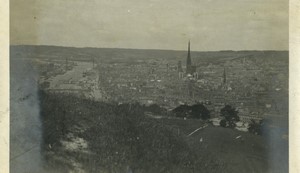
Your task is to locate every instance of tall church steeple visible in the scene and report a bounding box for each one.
[186,40,192,74]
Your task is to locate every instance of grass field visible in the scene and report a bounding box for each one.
[40,92,288,173]
[162,118,288,173]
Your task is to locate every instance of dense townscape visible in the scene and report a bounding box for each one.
[15,43,288,123]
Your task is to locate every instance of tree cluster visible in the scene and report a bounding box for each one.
[220,105,239,128]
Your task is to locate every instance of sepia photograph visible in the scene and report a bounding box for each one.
[9,0,289,172]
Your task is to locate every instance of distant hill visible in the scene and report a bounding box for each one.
[10,45,288,64]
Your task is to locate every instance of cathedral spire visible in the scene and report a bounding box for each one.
[186,40,192,74]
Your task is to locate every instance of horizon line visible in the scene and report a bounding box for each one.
[10,44,289,52]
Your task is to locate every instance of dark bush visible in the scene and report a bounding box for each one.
[190,104,210,120]
[172,104,210,120]
[172,104,191,118]
[220,119,227,127]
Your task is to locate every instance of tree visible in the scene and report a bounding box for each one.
[172,105,191,118]
[220,119,227,127]
[220,105,239,128]
[189,104,210,120]
[172,104,210,120]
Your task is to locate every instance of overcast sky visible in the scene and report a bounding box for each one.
[10,0,288,51]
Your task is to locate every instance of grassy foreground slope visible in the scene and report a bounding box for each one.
[40,91,222,173]
[40,91,287,173]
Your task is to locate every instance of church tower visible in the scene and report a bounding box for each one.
[178,60,183,72]
[186,40,192,74]
[178,60,184,79]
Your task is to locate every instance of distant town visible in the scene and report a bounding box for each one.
[11,43,288,124]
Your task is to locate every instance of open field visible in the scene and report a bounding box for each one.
[161,118,288,173]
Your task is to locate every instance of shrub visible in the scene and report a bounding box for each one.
[172,104,210,120]
[220,119,227,127]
